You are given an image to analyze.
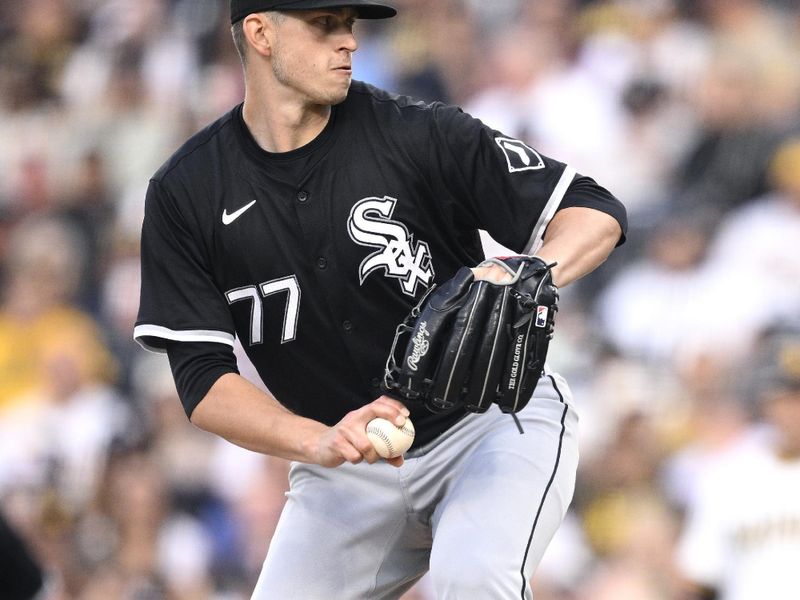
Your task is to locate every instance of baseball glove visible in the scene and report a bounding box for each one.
[383,256,558,414]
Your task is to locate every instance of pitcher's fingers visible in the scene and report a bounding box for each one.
[324,427,365,465]
[471,264,513,284]
[341,426,382,464]
[371,395,410,424]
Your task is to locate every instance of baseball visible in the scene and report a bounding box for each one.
[366,417,415,459]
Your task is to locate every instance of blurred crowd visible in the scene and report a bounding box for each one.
[1,0,799,598]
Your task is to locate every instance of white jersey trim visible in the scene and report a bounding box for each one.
[133,324,236,354]
[523,165,577,255]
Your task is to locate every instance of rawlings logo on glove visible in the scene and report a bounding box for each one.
[407,322,430,371]
[383,256,558,414]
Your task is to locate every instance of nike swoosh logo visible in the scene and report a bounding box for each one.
[222,200,257,225]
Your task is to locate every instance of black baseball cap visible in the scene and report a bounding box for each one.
[231,0,397,24]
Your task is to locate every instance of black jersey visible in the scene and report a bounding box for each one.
[135,81,625,446]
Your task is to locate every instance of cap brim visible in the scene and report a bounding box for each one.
[285,1,396,18]
[327,2,397,19]
[354,5,397,19]
[231,0,396,24]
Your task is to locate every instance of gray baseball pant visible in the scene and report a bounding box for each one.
[251,372,579,599]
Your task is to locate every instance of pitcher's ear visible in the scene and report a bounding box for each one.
[242,13,274,58]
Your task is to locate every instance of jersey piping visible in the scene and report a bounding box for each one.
[523,165,576,255]
[133,324,235,353]
[518,373,568,598]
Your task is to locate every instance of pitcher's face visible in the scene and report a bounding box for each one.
[269,9,359,106]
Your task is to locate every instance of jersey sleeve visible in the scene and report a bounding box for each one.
[426,103,625,254]
[134,178,236,353]
[561,174,627,245]
[166,341,239,417]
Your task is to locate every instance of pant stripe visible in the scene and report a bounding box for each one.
[518,375,568,599]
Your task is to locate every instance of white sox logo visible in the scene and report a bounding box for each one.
[347,196,434,296]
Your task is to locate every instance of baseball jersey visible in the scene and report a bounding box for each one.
[135,81,625,447]
[676,433,800,600]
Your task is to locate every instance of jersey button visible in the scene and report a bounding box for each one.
[342,320,353,332]
[316,257,328,269]
[297,190,309,202]
[370,377,381,389]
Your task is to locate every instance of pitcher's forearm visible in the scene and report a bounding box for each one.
[190,372,326,461]
[535,206,623,287]
[190,372,411,468]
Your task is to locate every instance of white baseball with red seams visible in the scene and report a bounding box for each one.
[366,417,415,458]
